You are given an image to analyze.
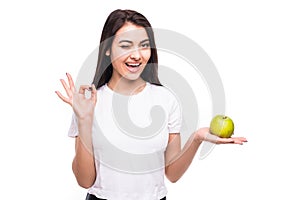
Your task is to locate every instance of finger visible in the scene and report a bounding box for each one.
[55,91,72,106]
[232,137,248,142]
[66,73,75,92]
[60,79,72,97]
[239,137,248,142]
[233,139,244,145]
[79,85,91,94]
[217,138,234,144]
[91,84,97,104]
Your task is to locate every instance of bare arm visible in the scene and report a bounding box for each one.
[165,128,247,183]
[72,117,96,188]
[56,73,97,188]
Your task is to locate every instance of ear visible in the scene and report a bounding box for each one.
[105,49,110,56]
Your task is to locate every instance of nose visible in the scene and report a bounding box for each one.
[129,48,141,60]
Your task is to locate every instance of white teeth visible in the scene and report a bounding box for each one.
[126,63,140,67]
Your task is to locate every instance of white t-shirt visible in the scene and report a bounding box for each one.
[68,82,182,200]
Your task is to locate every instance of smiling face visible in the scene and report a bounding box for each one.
[107,22,151,83]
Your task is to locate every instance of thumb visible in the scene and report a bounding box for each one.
[91,84,97,104]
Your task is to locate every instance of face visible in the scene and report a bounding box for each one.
[107,23,151,82]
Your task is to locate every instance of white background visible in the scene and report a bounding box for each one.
[1,0,299,199]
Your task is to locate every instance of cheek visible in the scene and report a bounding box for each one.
[141,49,151,60]
[111,50,128,64]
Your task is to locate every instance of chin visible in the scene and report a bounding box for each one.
[123,73,142,81]
[122,69,145,81]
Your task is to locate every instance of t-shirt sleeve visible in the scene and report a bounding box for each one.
[68,113,79,137]
[168,93,182,134]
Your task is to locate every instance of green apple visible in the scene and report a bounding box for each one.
[210,115,234,138]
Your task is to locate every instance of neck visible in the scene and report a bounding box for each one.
[107,77,146,95]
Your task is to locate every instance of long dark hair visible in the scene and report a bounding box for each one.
[92,9,162,89]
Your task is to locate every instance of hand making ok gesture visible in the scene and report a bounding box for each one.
[55,73,97,119]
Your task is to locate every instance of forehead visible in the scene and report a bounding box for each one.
[114,23,149,42]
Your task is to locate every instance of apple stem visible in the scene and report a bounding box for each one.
[223,116,227,119]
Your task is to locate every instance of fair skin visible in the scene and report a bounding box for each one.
[106,22,151,95]
[56,23,247,187]
[56,73,97,188]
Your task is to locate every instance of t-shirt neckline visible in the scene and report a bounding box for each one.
[104,82,150,97]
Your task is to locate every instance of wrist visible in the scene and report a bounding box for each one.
[75,111,94,121]
[77,115,94,136]
[78,117,93,130]
[77,114,94,123]
[194,127,210,143]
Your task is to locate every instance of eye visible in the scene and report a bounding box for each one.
[120,45,130,49]
[141,43,150,48]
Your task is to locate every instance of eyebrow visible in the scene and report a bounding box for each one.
[118,39,150,44]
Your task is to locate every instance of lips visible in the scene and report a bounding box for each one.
[125,62,142,73]
[126,63,141,67]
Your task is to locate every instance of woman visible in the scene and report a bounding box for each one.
[56,9,247,200]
